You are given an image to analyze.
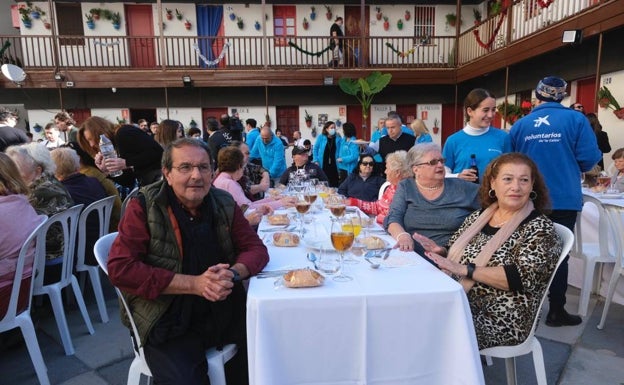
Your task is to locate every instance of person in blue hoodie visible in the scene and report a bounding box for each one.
[336,122,360,184]
[250,126,287,186]
[313,121,342,187]
[510,75,602,327]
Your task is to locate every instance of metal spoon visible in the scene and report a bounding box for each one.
[365,257,380,269]
[307,252,319,269]
[364,250,376,259]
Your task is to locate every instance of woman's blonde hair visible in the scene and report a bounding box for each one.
[50,147,80,180]
[385,150,411,178]
[410,119,429,136]
[0,153,29,195]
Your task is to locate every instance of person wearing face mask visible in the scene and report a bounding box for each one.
[313,121,342,187]
[442,89,512,183]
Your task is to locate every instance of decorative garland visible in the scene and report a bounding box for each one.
[192,41,231,66]
[287,41,332,57]
[537,0,555,8]
[473,8,507,49]
[385,42,415,58]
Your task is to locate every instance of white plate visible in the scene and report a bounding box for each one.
[302,237,334,250]
[601,193,624,199]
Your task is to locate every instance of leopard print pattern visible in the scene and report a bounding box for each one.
[448,210,562,350]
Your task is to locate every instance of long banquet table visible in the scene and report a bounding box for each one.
[246,207,485,385]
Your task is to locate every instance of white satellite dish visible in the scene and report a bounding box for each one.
[1,63,27,85]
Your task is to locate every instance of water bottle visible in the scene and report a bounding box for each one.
[99,135,123,177]
[469,154,479,184]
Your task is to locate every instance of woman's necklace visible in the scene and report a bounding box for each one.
[415,179,443,191]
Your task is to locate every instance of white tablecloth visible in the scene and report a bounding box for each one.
[247,208,485,385]
[569,191,624,306]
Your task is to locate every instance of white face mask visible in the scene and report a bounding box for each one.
[328,128,336,136]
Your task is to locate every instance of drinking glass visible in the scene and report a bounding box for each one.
[597,172,611,191]
[342,214,362,264]
[295,193,311,237]
[317,244,340,275]
[327,194,347,219]
[331,217,354,282]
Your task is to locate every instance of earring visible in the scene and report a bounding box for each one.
[529,191,537,200]
[488,189,496,199]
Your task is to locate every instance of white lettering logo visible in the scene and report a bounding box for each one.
[533,115,550,128]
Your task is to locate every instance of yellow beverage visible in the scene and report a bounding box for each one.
[341,224,362,237]
[319,191,329,199]
[331,232,355,251]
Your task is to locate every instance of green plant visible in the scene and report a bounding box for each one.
[338,72,392,123]
[304,110,312,121]
[490,0,503,17]
[597,86,622,110]
[175,9,183,20]
[446,13,460,26]
[90,8,101,16]
[111,12,121,24]
[85,13,94,22]
[101,9,113,20]
[497,101,524,124]
[473,8,482,22]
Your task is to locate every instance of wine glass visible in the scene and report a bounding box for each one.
[597,172,611,192]
[331,217,354,282]
[304,184,318,207]
[342,214,362,264]
[327,194,347,219]
[295,193,311,237]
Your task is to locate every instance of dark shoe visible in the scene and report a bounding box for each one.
[545,307,582,327]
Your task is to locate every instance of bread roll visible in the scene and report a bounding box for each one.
[267,214,290,225]
[362,236,386,250]
[272,232,300,247]
[283,269,324,288]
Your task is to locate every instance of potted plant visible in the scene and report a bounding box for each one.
[304,110,313,127]
[497,101,524,124]
[111,12,121,30]
[165,8,173,20]
[310,6,316,21]
[597,86,624,119]
[90,8,101,20]
[383,16,390,31]
[175,9,183,21]
[236,17,244,30]
[405,10,411,21]
[375,7,383,21]
[490,0,504,17]
[432,118,440,134]
[473,8,482,25]
[20,12,32,29]
[101,9,113,21]
[43,18,51,29]
[397,19,403,30]
[338,71,392,127]
[325,5,332,20]
[30,6,44,20]
[189,119,198,129]
[229,12,236,21]
[85,13,95,30]
[254,21,261,31]
[302,18,309,30]
[184,19,192,30]
[446,13,460,27]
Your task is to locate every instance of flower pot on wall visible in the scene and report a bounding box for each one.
[112,23,120,30]
[614,108,624,120]
[405,11,411,21]
[397,20,403,30]
[229,13,236,21]
[383,18,389,31]
[254,21,261,31]
[22,19,32,29]
[184,20,192,30]
[44,21,51,29]
[305,120,312,128]
[30,11,40,20]
[86,20,95,29]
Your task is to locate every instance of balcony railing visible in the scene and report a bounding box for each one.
[0,0,601,72]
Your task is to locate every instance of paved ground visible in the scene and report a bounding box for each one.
[1,280,623,385]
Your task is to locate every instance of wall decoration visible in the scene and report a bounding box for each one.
[90,8,101,20]
[193,41,231,66]
[254,21,261,31]
[175,9,183,21]
[383,16,389,31]
[236,17,244,30]
[324,5,332,20]
[184,19,192,30]
[404,10,411,21]
[165,8,173,20]
[375,7,383,21]
[310,6,316,21]
[397,19,403,30]
[111,12,121,30]
[598,86,624,119]
[302,18,309,30]
[85,13,95,29]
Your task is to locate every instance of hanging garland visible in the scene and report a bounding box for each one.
[473,8,507,49]
[537,0,555,8]
[385,42,415,58]
[287,41,332,57]
[192,41,231,66]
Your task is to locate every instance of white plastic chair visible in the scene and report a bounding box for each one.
[33,204,95,356]
[75,195,116,323]
[0,216,50,385]
[120,186,139,219]
[480,223,574,385]
[94,232,238,385]
[597,204,624,330]
[572,194,616,316]
[378,181,391,200]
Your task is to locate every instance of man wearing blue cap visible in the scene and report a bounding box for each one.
[510,76,602,327]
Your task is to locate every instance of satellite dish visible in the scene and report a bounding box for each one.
[1,63,27,85]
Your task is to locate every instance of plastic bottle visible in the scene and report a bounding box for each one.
[469,154,479,184]
[99,135,123,177]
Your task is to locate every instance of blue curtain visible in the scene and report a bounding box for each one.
[196,5,223,68]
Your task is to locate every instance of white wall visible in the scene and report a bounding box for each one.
[597,70,624,172]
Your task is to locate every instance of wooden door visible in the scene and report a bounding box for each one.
[576,77,596,114]
[345,6,369,67]
[67,109,91,127]
[346,105,365,139]
[276,106,298,139]
[396,105,417,125]
[125,5,156,68]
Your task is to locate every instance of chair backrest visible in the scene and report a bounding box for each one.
[580,194,615,259]
[527,223,574,335]
[120,186,140,219]
[75,196,116,268]
[378,181,391,200]
[0,216,47,324]
[93,232,145,349]
[603,204,624,270]
[32,205,84,290]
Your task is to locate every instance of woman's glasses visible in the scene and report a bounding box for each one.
[415,158,445,167]
[361,161,374,167]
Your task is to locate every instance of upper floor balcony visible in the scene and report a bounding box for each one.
[0,0,621,89]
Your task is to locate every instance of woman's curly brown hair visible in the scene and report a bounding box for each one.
[479,152,551,213]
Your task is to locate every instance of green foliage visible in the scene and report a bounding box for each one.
[338,72,392,120]
[597,86,622,110]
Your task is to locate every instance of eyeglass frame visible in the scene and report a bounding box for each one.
[171,163,213,174]
[361,161,375,167]
[414,158,446,167]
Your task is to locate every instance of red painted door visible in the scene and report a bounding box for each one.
[576,77,597,114]
[67,109,91,127]
[276,106,298,139]
[396,105,417,125]
[125,5,156,68]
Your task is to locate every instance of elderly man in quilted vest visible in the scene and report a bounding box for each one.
[108,138,268,385]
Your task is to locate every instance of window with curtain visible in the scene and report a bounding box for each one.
[56,3,84,46]
[273,5,296,47]
[414,6,435,44]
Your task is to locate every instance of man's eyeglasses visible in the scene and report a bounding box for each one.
[172,163,212,174]
[361,161,374,166]
[415,158,445,167]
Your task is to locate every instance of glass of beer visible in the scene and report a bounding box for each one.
[295,194,311,236]
[327,194,347,219]
[331,217,355,282]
